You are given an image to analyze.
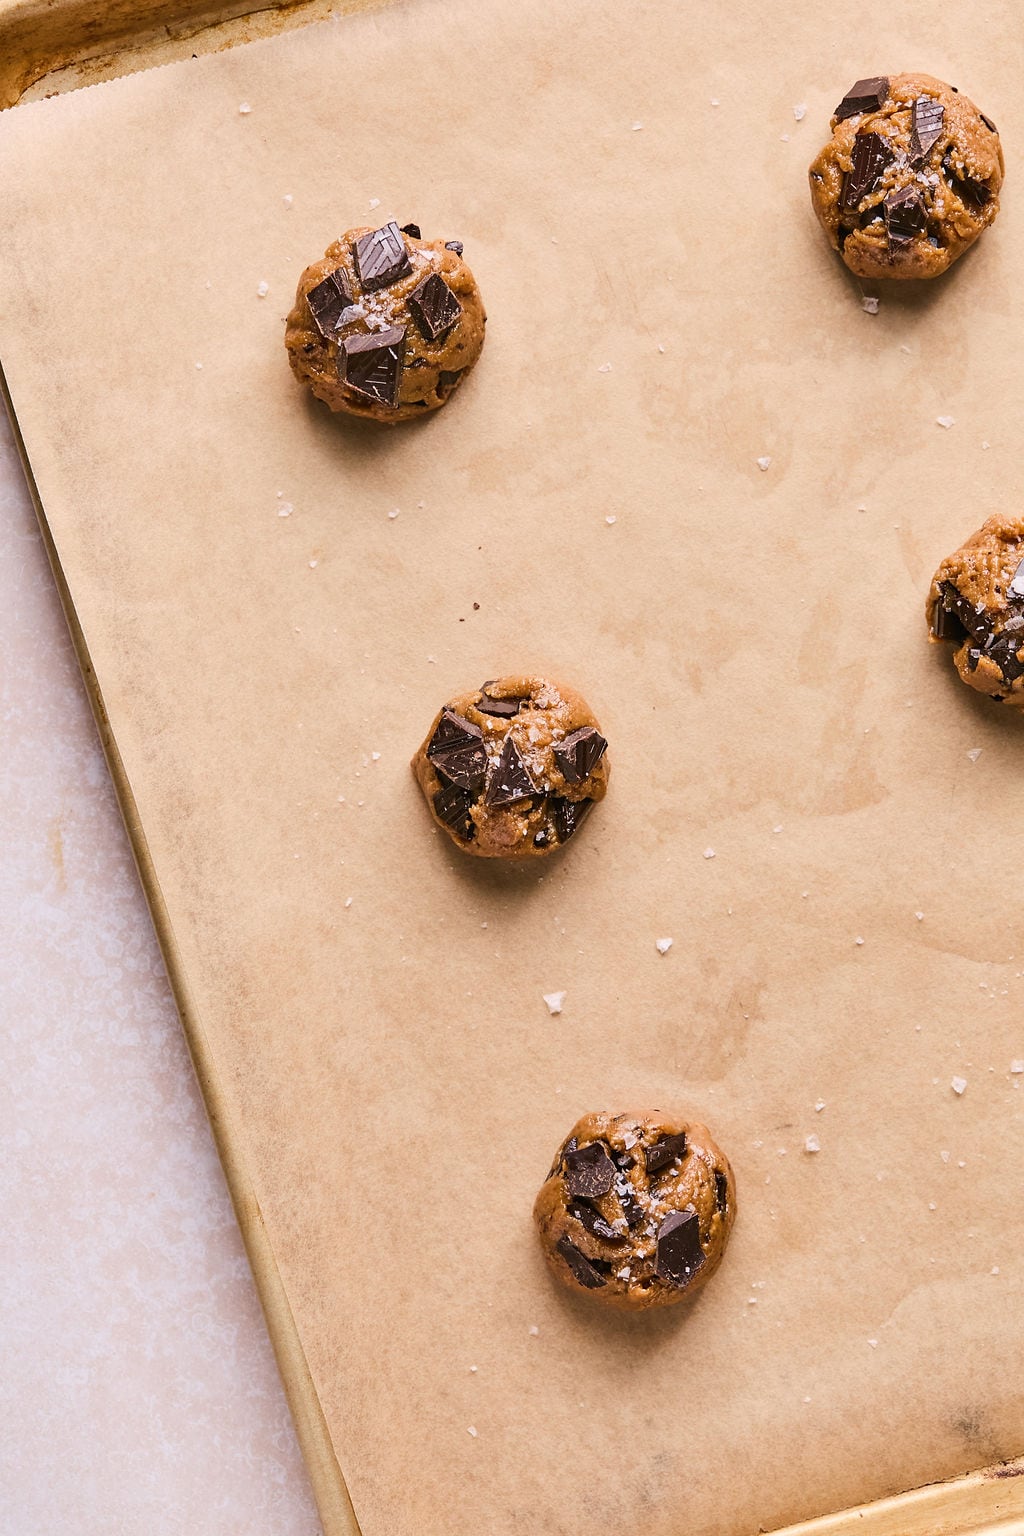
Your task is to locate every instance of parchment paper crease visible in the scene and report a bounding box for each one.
[0,2,1022,1532]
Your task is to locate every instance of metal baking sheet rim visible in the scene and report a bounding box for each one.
[1,2,1022,1531]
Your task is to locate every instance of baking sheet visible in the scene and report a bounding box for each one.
[1,1,1023,1532]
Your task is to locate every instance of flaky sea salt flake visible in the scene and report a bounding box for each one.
[793,103,807,121]
[238,101,252,114]
[656,937,674,954]
[967,747,982,762]
[756,455,772,471]
[804,1134,821,1154]
[257,281,269,298]
[861,295,880,314]
[543,991,566,1016]
[936,415,956,430]
[703,846,716,860]
[951,1076,967,1095]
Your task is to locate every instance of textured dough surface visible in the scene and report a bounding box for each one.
[927,514,1024,706]
[284,225,486,422]
[411,675,609,860]
[809,72,1003,279]
[533,1110,736,1312]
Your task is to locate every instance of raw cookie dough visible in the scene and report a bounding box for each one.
[285,221,486,422]
[809,73,1003,279]
[411,676,609,860]
[927,515,1024,706]
[534,1111,736,1312]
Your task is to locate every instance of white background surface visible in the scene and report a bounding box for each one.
[0,408,319,1533]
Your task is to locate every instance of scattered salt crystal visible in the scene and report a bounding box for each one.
[617,1267,631,1279]
[630,120,643,131]
[940,1150,951,1163]
[951,1076,967,1095]
[868,1338,878,1348]
[278,503,293,518]
[804,1134,821,1154]
[238,102,252,114]
[257,281,269,298]
[543,991,566,1016]
[780,133,790,142]
[982,440,991,450]
[368,197,381,210]
[656,937,673,954]
[992,1266,1000,1275]
[855,937,865,946]
[967,747,982,762]
[467,1426,477,1438]
[861,295,880,314]
[936,415,955,430]
[1011,1060,1024,1074]
[528,1326,539,1337]
[388,507,399,520]
[703,847,716,860]
[958,1159,966,1168]
[803,1396,812,1404]
[756,455,772,471]
[915,911,924,921]
[344,897,353,908]
[469,1365,477,1373]
[283,194,293,209]
[597,362,612,373]
[793,103,807,121]
[657,343,666,353]
[605,514,617,525]
[371,751,381,761]
[814,1099,826,1113]
[195,362,203,370]
[308,558,319,569]
[772,825,783,834]
[710,97,720,106]
[747,1297,758,1305]
[928,1201,937,1210]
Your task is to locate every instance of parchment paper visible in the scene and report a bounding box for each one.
[1,2,1023,1532]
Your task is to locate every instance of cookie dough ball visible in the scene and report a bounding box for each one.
[809,73,1003,279]
[411,676,609,860]
[285,221,486,422]
[927,515,1024,705]
[534,1111,736,1312]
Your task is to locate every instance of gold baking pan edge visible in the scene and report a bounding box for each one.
[0,363,363,1536]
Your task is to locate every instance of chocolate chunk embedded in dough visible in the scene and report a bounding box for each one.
[835,76,890,121]
[841,133,895,211]
[645,1132,688,1175]
[408,272,463,341]
[352,221,412,291]
[556,1235,608,1288]
[553,726,608,784]
[563,1141,615,1199]
[910,97,945,161]
[306,268,354,338]
[656,1208,706,1287]
[340,326,406,407]
[484,737,538,807]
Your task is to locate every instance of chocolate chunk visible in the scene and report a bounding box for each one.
[399,222,421,239]
[408,272,463,341]
[551,797,593,844]
[612,1149,636,1172]
[655,1208,706,1288]
[428,709,482,758]
[444,239,464,256]
[883,186,927,248]
[306,268,353,339]
[556,1235,608,1288]
[569,1202,627,1243]
[432,783,475,839]
[477,689,529,718]
[942,152,992,212]
[714,1170,729,1212]
[980,112,998,134]
[437,369,465,396]
[563,1141,615,1199]
[352,222,412,292]
[340,325,405,407]
[841,132,895,211]
[910,97,945,162]
[552,726,608,785]
[644,1133,687,1176]
[933,582,988,644]
[1009,560,1024,600]
[613,1170,644,1228]
[835,77,890,122]
[484,736,537,807]
[982,630,1024,683]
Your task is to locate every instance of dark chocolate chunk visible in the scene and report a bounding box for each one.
[484,736,537,807]
[477,689,529,718]
[444,239,464,256]
[563,1141,615,1199]
[352,222,412,292]
[551,797,593,845]
[533,829,550,848]
[399,222,421,239]
[556,1235,608,1289]
[655,1208,706,1288]
[553,726,608,785]
[982,630,1024,683]
[980,112,998,135]
[883,186,927,248]
[569,1202,627,1243]
[715,1170,729,1212]
[644,1133,687,1176]
[432,783,475,840]
[835,76,890,122]
[437,369,465,396]
[428,708,483,758]
[340,325,405,407]
[840,132,895,211]
[306,268,353,339]
[942,152,992,212]
[933,582,988,644]
[613,1170,644,1228]
[408,272,463,341]
[910,97,945,162]
[1009,560,1024,600]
